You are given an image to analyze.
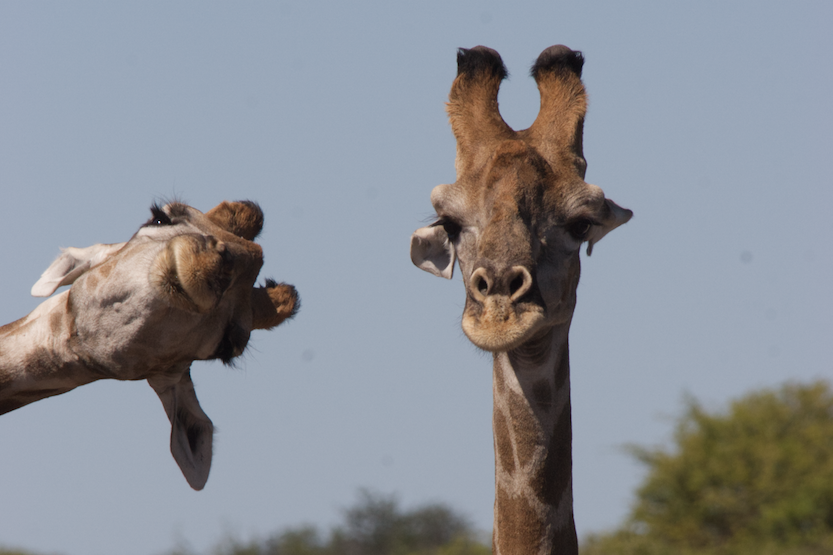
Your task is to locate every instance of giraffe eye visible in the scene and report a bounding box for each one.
[437,218,462,240]
[146,204,173,226]
[566,219,594,241]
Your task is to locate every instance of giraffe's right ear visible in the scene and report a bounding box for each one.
[31,243,127,297]
[410,226,456,279]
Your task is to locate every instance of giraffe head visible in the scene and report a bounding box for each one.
[411,46,631,352]
[28,200,298,489]
[33,200,297,364]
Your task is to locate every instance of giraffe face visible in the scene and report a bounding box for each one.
[414,144,629,352]
[32,201,295,372]
[410,46,631,353]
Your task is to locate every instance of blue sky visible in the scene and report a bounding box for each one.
[1,2,831,554]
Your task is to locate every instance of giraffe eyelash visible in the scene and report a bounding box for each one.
[432,217,462,240]
[145,204,173,227]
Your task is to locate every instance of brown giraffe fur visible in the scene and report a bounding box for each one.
[410,46,631,554]
[0,200,298,490]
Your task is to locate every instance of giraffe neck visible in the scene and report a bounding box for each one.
[0,291,98,414]
[491,323,577,555]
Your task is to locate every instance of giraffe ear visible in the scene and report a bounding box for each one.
[148,371,214,491]
[410,225,456,279]
[31,242,126,297]
[586,198,633,256]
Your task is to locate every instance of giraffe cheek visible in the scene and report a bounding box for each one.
[536,264,579,325]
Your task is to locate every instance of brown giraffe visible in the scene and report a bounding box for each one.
[410,46,631,554]
[0,200,298,490]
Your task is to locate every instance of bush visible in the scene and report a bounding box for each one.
[199,490,490,555]
[582,381,833,554]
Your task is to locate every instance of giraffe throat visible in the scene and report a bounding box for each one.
[491,325,578,555]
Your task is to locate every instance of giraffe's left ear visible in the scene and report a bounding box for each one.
[31,243,127,297]
[410,225,456,279]
[586,198,633,256]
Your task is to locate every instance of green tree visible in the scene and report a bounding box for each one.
[329,489,478,555]
[202,490,490,555]
[261,526,329,555]
[583,380,833,555]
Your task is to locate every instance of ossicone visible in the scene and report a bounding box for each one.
[531,45,584,79]
[456,46,508,80]
[205,200,264,241]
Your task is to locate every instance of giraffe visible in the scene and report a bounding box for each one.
[410,46,632,554]
[0,200,298,490]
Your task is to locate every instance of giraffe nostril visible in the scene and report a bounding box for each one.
[508,266,533,301]
[477,276,489,295]
[509,274,524,296]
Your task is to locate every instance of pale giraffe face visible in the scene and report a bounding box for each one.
[410,46,631,353]
[23,200,297,490]
[32,200,297,375]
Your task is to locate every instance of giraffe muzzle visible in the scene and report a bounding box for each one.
[462,265,544,352]
[152,234,240,313]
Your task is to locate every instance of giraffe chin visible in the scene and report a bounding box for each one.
[461,299,545,353]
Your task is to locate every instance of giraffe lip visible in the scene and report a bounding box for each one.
[461,296,545,352]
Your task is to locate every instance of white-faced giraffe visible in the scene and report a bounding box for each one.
[0,200,298,490]
[410,46,632,554]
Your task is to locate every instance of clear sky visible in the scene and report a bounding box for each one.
[1,2,831,554]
